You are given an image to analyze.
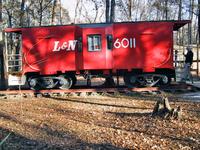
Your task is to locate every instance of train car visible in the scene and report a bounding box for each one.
[4,20,190,89]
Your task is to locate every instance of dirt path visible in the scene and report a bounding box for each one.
[0,94,200,149]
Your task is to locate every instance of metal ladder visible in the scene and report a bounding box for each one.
[6,53,22,73]
[4,32,23,74]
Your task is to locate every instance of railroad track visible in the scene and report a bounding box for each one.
[0,82,199,99]
[0,86,158,98]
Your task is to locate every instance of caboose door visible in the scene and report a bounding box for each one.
[82,27,113,70]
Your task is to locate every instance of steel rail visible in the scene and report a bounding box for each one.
[0,87,159,95]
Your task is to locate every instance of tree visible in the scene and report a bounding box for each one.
[29,0,70,26]
[37,0,53,26]
[3,1,18,27]
[105,0,115,23]
[178,0,182,20]
[188,0,194,44]
[51,0,57,25]
[106,0,110,22]
[164,0,168,20]
[0,0,2,22]
[198,0,200,43]
[127,0,132,20]
[19,0,25,26]
[110,0,115,22]
[73,0,104,23]
[58,0,62,24]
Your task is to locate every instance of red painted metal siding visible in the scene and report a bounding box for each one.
[81,27,106,70]
[76,25,113,72]
[22,26,77,75]
[113,22,174,72]
[105,25,113,69]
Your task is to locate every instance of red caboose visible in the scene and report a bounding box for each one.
[4,20,190,89]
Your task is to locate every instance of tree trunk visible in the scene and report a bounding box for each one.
[198,0,200,44]
[128,0,132,21]
[74,0,81,23]
[110,0,115,23]
[92,0,98,23]
[51,0,57,25]
[19,0,25,27]
[39,0,44,26]
[135,0,139,21]
[152,97,182,119]
[188,0,194,44]
[178,0,182,20]
[59,0,62,25]
[164,0,168,20]
[8,13,12,28]
[106,0,110,23]
[0,0,2,22]
[26,7,30,27]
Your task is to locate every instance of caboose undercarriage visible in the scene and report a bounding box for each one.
[27,74,77,90]
[24,68,174,89]
[123,73,172,87]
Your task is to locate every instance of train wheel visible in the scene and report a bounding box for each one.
[28,76,57,89]
[123,74,137,88]
[28,77,40,90]
[160,75,171,85]
[58,75,73,89]
[40,78,55,89]
[138,75,160,87]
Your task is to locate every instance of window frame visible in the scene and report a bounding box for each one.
[87,34,102,52]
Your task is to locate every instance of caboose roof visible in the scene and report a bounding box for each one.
[4,20,190,32]
[172,20,191,31]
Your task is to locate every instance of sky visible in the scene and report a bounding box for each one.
[61,0,76,20]
[61,0,105,23]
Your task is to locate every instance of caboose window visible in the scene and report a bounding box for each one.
[107,35,113,50]
[87,35,101,51]
[78,37,82,52]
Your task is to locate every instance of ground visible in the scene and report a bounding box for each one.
[0,92,200,150]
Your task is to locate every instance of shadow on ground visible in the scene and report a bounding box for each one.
[0,127,125,150]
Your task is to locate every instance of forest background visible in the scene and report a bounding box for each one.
[0,0,200,46]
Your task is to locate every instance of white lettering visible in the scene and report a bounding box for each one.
[52,41,60,51]
[67,40,77,51]
[61,42,68,50]
[133,38,136,48]
[52,40,77,52]
[114,38,121,49]
[121,38,129,48]
[113,38,136,49]
[130,38,133,48]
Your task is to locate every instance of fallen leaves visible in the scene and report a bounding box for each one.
[0,94,200,149]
